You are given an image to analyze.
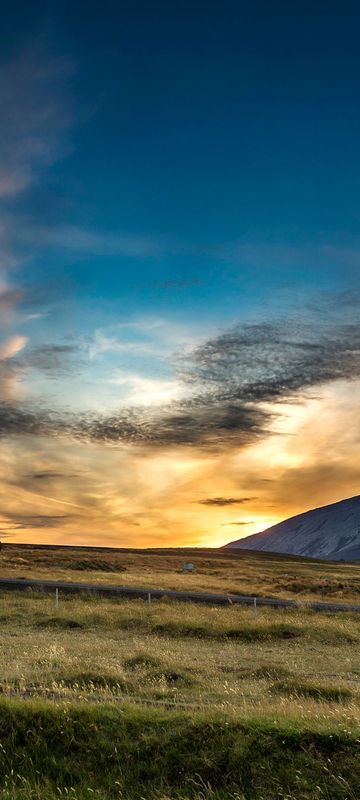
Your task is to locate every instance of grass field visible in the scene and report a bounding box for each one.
[1,543,360,603]
[0,546,360,798]
[0,587,359,797]
[0,699,359,800]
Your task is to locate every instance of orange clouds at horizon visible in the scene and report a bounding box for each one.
[1,376,359,549]
[1,42,360,555]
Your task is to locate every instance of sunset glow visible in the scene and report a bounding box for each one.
[0,6,360,548]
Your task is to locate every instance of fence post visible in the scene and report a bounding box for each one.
[254,596,257,620]
[55,588,59,609]
[147,592,151,610]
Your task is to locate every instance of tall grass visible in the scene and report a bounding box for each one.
[0,593,358,716]
[0,698,359,799]
[0,588,359,797]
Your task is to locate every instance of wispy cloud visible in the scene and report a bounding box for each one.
[0,392,268,447]
[0,513,74,533]
[20,490,83,509]
[0,49,73,201]
[178,318,360,403]
[0,288,24,315]
[0,336,27,361]
[26,470,74,481]
[24,224,160,259]
[89,331,156,359]
[0,47,76,399]
[137,278,204,291]
[0,334,27,401]
[199,497,255,506]
[108,374,185,406]
[88,319,203,360]
[1,312,360,452]
[75,395,268,448]
[18,343,82,377]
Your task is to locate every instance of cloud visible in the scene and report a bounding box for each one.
[0,513,73,531]
[0,335,27,401]
[18,343,82,377]
[89,331,156,359]
[0,404,59,437]
[0,49,73,200]
[77,315,360,449]
[221,521,254,525]
[88,318,199,361]
[137,278,203,291]
[178,319,360,403]
[26,471,72,481]
[108,374,184,406]
[0,395,267,451]
[0,391,268,448]
[199,497,255,506]
[0,336,27,361]
[306,288,360,313]
[74,397,268,448]
[1,314,360,454]
[0,48,76,402]
[26,225,160,259]
[0,288,24,314]
[0,337,82,403]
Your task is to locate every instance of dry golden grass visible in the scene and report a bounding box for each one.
[1,565,360,799]
[0,589,359,731]
[1,543,360,603]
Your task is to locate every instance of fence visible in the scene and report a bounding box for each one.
[0,576,358,614]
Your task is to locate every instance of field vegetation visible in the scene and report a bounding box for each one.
[1,543,360,604]
[0,585,359,797]
[0,546,360,797]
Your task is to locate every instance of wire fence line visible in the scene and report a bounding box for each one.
[0,576,359,614]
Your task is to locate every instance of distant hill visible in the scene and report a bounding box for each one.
[224,495,360,560]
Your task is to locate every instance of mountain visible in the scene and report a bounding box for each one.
[224,495,360,560]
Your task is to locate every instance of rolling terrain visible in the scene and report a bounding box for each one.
[0,589,359,798]
[0,544,360,798]
[1,541,360,603]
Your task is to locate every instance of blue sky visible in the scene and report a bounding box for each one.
[6,1,360,314]
[1,2,360,546]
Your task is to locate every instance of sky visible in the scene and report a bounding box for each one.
[1,0,360,547]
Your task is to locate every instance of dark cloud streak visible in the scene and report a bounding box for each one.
[1,316,360,449]
[0,513,73,531]
[18,344,82,376]
[178,320,360,404]
[199,497,255,506]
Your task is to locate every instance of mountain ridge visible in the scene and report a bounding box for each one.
[224,494,360,560]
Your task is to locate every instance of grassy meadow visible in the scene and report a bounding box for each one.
[0,546,359,797]
[1,543,360,603]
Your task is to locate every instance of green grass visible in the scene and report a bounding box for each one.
[26,598,358,645]
[0,592,358,705]
[0,699,359,799]
[123,652,162,669]
[269,678,353,703]
[0,584,360,797]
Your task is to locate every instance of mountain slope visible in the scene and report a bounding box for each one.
[224,495,360,560]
